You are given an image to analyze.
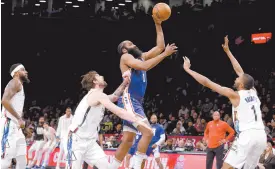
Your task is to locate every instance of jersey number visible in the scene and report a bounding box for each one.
[251,105,257,121]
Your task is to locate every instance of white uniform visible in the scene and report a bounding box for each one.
[41,126,56,167]
[0,82,26,169]
[224,89,266,169]
[56,114,73,168]
[67,89,107,169]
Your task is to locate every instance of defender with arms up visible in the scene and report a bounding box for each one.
[66,71,150,169]
[182,36,266,169]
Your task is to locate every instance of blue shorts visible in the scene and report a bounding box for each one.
[117,97,146,132]
[146,146,160,158]
[128,144,137,155]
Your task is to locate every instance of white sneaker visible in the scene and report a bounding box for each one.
[56,166,60,169]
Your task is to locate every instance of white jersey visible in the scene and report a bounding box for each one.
[69,89,105,140]
[232,89,264,132]
[56,114,73,139]
[1,81,25,123]
[44,126,56,141]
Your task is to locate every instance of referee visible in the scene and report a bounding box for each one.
[204,111,235,169]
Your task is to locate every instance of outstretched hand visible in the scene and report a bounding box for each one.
[164,43,178,56]
[183,56,191,71]
[222,35,230,52]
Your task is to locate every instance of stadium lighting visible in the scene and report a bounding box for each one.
[118,3,125,6]
[106,0,113,1]
[65,1,72,4]
[39,0,46,3]
[35,3,40,6]
[1,2,4,4]
[77,0,84,1]
[115,7,119,9]
[73,5,79,7]
[125,0,132,2]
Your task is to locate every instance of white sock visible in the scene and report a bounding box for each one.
[134,152,147,169]
[110,158,121,169]
[129,155,135,168]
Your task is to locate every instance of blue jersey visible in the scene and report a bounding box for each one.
[128,58,147,102]
[150,124,165,146]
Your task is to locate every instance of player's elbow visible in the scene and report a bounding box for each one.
[157,45,165,52]
[138,64,149,71]
[1,99,9,107]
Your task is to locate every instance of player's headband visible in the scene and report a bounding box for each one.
[11,64,25,77]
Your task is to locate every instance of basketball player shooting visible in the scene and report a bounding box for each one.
[1,64,30,169]
[183,36,266,169]
[66,71,150,169]
[114,15,177,169]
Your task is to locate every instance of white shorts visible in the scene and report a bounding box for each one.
[224,129,266,169]
[68,133,107,168]
[0,117,26,158]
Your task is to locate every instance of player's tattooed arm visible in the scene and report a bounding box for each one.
[222,35,244,77]
[1,79,22,120]
[108,71,131,102]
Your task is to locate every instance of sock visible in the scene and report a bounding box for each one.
[110,158,121,169]
[133,152,147,169]
[129,155,135,168]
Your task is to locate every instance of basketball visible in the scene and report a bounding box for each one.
[152,3,171,21]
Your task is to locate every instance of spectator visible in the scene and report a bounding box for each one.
[162,138,173,151]
[184,138,194,151]
[175,140,185,151]
[270,122,275,138]
[194,118,204,133]
[257,140,275,169]
[196,139,207,151]
[201,119,207,131]
[263,121,271,137]
[185,121,198,136]
[178,105,189,117]
[201,98,213,118]
[159,116,168,131]
[113,123,122,135]
[172,121,185,135]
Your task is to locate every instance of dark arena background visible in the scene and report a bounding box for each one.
[1,0,274,168]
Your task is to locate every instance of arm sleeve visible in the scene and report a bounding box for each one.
[155,126,165,146]
[155,134,165,146]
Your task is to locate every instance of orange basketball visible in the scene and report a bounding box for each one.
[152,3,171,21]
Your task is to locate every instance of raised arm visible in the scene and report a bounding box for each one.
[108,72,130,102]
[122,43,177,71]
[1,79,25,127]
[142,16,165,61]
[222,36,244,77]
[183,57,239,101]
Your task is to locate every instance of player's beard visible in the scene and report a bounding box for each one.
[151,121,157,124]
[127,47,143,58]
[20,75,30,84]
